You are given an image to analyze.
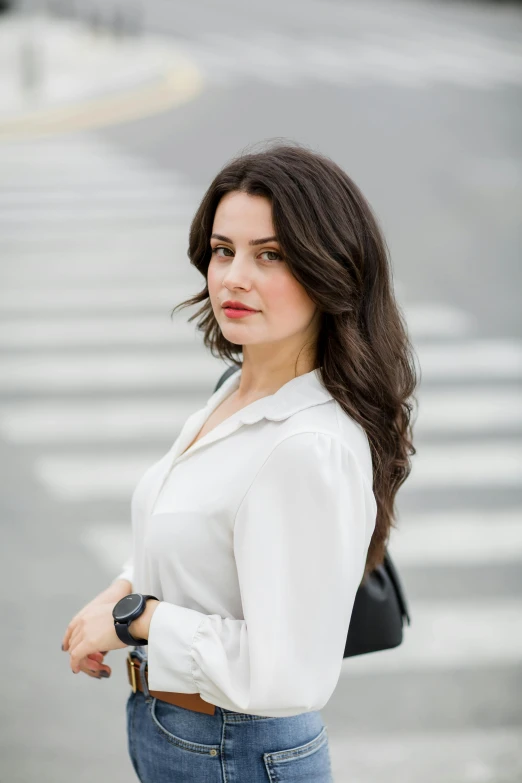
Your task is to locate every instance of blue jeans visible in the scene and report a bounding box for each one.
[126,648,334,782]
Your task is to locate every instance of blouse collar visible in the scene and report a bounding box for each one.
[206,366,333,425]
[150,367,334,507]
[169,366,333,464]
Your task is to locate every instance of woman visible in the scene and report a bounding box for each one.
[62,142,417,782]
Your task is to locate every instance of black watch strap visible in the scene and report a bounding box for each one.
[114,594,158,647]
[115,622,146,646]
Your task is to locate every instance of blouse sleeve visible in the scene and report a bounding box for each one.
[146,431,375,717]
[112,556,133,587]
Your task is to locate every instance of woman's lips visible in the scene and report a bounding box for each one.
[223,307,259,319]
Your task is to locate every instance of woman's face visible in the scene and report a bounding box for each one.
[207,191,319,355]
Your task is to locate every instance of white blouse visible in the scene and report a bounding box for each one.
[115,366,377,717]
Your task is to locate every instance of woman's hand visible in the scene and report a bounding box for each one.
[75,651,112,680]
[63,603,127,673]
[62,579,132,678]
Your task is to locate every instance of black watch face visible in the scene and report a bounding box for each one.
[114,593,142,621]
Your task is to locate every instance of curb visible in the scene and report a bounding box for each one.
[0,16,204,142]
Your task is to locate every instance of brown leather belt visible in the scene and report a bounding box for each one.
[126,653,216,716]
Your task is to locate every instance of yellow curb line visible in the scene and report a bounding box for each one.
[0,53,204,142]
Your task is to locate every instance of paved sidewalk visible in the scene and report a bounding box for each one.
[0,11,203,139]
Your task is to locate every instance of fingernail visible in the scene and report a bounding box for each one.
[99,671,110,678]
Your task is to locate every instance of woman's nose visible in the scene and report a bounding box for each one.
[222,254,253,289]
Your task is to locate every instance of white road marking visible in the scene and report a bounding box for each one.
[403,303,476,339]
[0,398,203,442]
[0,204,197,223]
[81,524,132,575]
[0,317,201,348]
[0,304,477,348]
[0,187,199,205]
[0,353,229,391]
[0,257,188,281]
[0,343,520,390]
[1,387,521,442]
[405,441,522,490]
[389,509,522,565]
[416,340,522,379]
[0,286,200,311]
[34,440,522,501]
[34,453,161,501]
[186,29,522,89]
[414,388,522,433]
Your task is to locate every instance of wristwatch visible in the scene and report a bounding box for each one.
[112,593,158,646]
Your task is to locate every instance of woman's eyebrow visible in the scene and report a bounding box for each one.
[211,233,278,246]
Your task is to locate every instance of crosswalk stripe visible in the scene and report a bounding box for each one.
[0,353,227,391]
[0,286,199,311]
[81,524,133,574]
[0,173,190,187]
[81,522,522,673]
[186,31,522,89]
[82,507,522,575]
[0,188,199,205]
[34,439,522,501]
[414,388,522,432]
[0,399,203,442]
[1,387,521,442]
[388,510,522,565]
[416,339,522,378]
[0,228,188,249]
[403,304,476,338]
[0,257,186,280]
[0,317,200,348]
[0,205,197,222]
[34,453,161,501]
[0,305,474,347]
[0,344,520,391]
[406,442,522,489]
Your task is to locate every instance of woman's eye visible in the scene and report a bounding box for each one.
[212,246,233,257]
[259,250,282,262]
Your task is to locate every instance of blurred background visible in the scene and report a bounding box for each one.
[0,0,521,780]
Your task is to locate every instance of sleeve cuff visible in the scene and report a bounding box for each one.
[147,601,206,693]
[112,570,133,586]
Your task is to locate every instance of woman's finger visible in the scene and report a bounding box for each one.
[62,605,91,651]
[78,658,105,679]
[68,627,81,653]
[70,639,92,673]
[79,663,101,679]
[86,652,111,676]
[68,633,85,668]
[62,611,83,651]
[62,621,75,651]
[82,660,111,677]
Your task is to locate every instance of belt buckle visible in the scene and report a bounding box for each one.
[127,651,138,694]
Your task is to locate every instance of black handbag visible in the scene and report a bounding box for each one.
[214,364,411,658]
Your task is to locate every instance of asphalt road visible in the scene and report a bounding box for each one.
[1,1,521,781]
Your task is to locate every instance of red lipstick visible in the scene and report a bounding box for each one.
[222,300,260,319]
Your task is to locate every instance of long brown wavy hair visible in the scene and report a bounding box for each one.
[171,141,419,579]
